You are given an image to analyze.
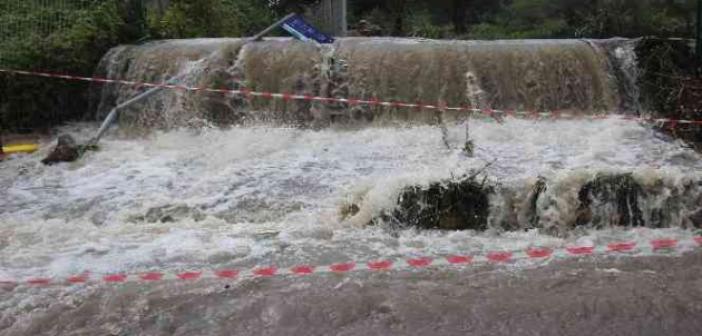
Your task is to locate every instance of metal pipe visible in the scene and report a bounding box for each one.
[90,74,184,145]
[332,0,347,37]
[250,13,296,42]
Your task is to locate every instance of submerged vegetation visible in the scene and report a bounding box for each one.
[378,177,493,231]
[356,172,701,234]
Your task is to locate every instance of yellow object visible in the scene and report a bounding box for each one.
[2,143,39,155]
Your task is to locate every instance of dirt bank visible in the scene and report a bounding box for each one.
[2,251,701,336]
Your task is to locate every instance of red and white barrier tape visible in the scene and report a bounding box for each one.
[2,237,700,288]
[2,68,702,127]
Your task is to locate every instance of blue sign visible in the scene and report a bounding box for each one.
[282,14,335,44]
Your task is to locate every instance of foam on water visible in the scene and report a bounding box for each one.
[0,118,701,280]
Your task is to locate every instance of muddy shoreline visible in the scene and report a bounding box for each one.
[2,251,701,336]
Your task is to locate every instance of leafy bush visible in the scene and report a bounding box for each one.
[406,10,453,39]
[467,0,696,40]
[147,0,275,39]
[0,0,144,131]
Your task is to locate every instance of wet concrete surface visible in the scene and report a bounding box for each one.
[2,252,701,336]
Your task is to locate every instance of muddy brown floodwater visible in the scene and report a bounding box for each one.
[2,252,701,336]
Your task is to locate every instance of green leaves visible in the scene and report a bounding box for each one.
[469,0,697,39]
[146,0,275,39]
[0,1,143,130]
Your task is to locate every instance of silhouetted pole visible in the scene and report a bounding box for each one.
[320,0,347,36]
[697,0,702,68]
[251,13,296,41]
[334,0,348,36]
[90,74,184,146]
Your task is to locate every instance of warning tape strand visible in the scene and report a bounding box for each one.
[2,237,700,288]
[2,68,702,126]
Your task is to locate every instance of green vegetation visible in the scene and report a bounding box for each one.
[349,0,697,39]
[0,0,699,131]
[146,0,275,39]
[0,0,146,131]
[636,38,702,150]
[0,0,274,131]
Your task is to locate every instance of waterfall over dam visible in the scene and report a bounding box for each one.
[79,37,700,234]
[92,38,638,130]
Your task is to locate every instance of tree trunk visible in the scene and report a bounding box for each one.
[319,0,348,36]
[452,0,469,35]
[332,0,348,36]
[386,0,406,36]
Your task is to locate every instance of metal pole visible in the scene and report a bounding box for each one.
[321,0,333,34]
[250,13,296,41]
[320,0,347,36]
[90,75,184,145]
[333,0,348,37]
[697,0,702,67]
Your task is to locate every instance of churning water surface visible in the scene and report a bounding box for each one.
[1,117,702,335]
[1,118,700,281]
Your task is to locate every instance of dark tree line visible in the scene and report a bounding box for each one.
[345,0,697,39]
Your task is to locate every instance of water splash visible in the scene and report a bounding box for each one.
[1,118,700,279]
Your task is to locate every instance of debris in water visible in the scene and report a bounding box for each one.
[463,121,474,157]
[375,175,492,231]
[41,134,81,165]
[576,173,645,228]
[130,204,206,224]
[340,203,360,220]
[526,176,548,227]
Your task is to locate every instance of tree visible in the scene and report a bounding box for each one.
[452,0,469,34]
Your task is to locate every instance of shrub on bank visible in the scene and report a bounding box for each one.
[0,0,274,132]
[636,38,702,150]
[0,0,143,132]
